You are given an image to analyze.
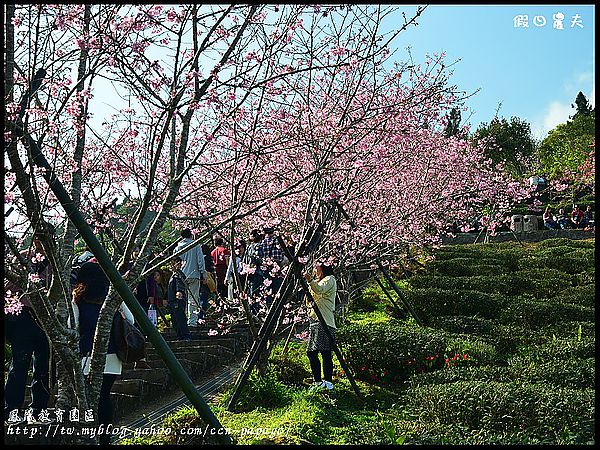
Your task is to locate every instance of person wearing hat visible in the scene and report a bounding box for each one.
[71,260,134,445]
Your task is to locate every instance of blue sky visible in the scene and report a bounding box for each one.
[381,5,595,140]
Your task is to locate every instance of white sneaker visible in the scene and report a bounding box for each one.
[323,381,334,390]
[309,381,326,391]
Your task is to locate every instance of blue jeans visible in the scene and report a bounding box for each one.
[168,301,191,340]
[198,284,210,319]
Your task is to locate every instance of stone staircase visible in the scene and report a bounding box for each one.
[17,322,251,421]
[111,323,251,421]
[7,322,251,445]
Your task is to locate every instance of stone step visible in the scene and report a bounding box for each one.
[111,392,140,417]
[111,378,163,397]
[120,367,170,385]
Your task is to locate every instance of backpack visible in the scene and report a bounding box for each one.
[111,309,146,363]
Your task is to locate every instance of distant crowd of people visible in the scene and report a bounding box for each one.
[543,204,595,231]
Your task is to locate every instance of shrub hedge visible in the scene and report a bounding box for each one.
[507,356,595,389]
[409,271,572,299]
[516,336,596,361]
[427,258,510,277]
[406,381,595,440]
[536,238,595,249]
[499,297,594,329]
[409,365,512,387]
[337,321,449,383]
[429,315,496,336]
[404,288,506,323]
[551,284,595,307]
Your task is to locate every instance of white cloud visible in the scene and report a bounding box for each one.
[531,71,594,140]
[577,72,593,83]
[531,101,572,140]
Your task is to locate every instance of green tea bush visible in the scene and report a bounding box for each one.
[536,238,595,249]
[409,271,571,299]
[575,267,595,286]
[349,287,382,312]
[427,258,509,277]
[406,381,594,440]
[538,321,595,340]
[409,365,513,387]
[486,322,547,355]
[516,336,595,361]
[552,284,595,307]
[508,356,595,389]
[337,320,449,383]
[429,315,495,336]
[499,298,593,329]
[519,247,595,275]
[444,336,498,365]
[404,288,506,322]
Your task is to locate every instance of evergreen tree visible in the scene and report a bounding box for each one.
[572,91,593,118]
[444,107,462,137]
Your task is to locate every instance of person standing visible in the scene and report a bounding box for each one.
[167,258,192,341]
[243,229,264,315]
[211,237,231,302]
[199,244,215,320]
[4,224,54,424]
[225,241,246,302]
[173,229,206,328]
[303,263,337,391]
[71,260,135,445]
[257,227,287,308]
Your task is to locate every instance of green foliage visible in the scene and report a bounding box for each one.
[429,315,496,336]
[406,381,594,441]
[428,258,510,277]
[409,365,513,386]
[409,270,571,299]
[575,267,594,286]
[220,371,297,412]
[269,343,312,386]
[507,356,595,389]
[337,320,449,383]
[471,116,537,177]
[349,286,382,312]
[405,288,506,322]
[499,297,593,329]
[516,336,595,361]
[444,336,498,365]
[551,284,595,307]
[537,106,595,179]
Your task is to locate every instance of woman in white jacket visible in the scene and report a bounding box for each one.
[303,263,337,391]
[71,260,134,445]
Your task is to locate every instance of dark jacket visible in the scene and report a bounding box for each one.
[201,245,215,274]
[168,269,187,305]
[74,261,118,355]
